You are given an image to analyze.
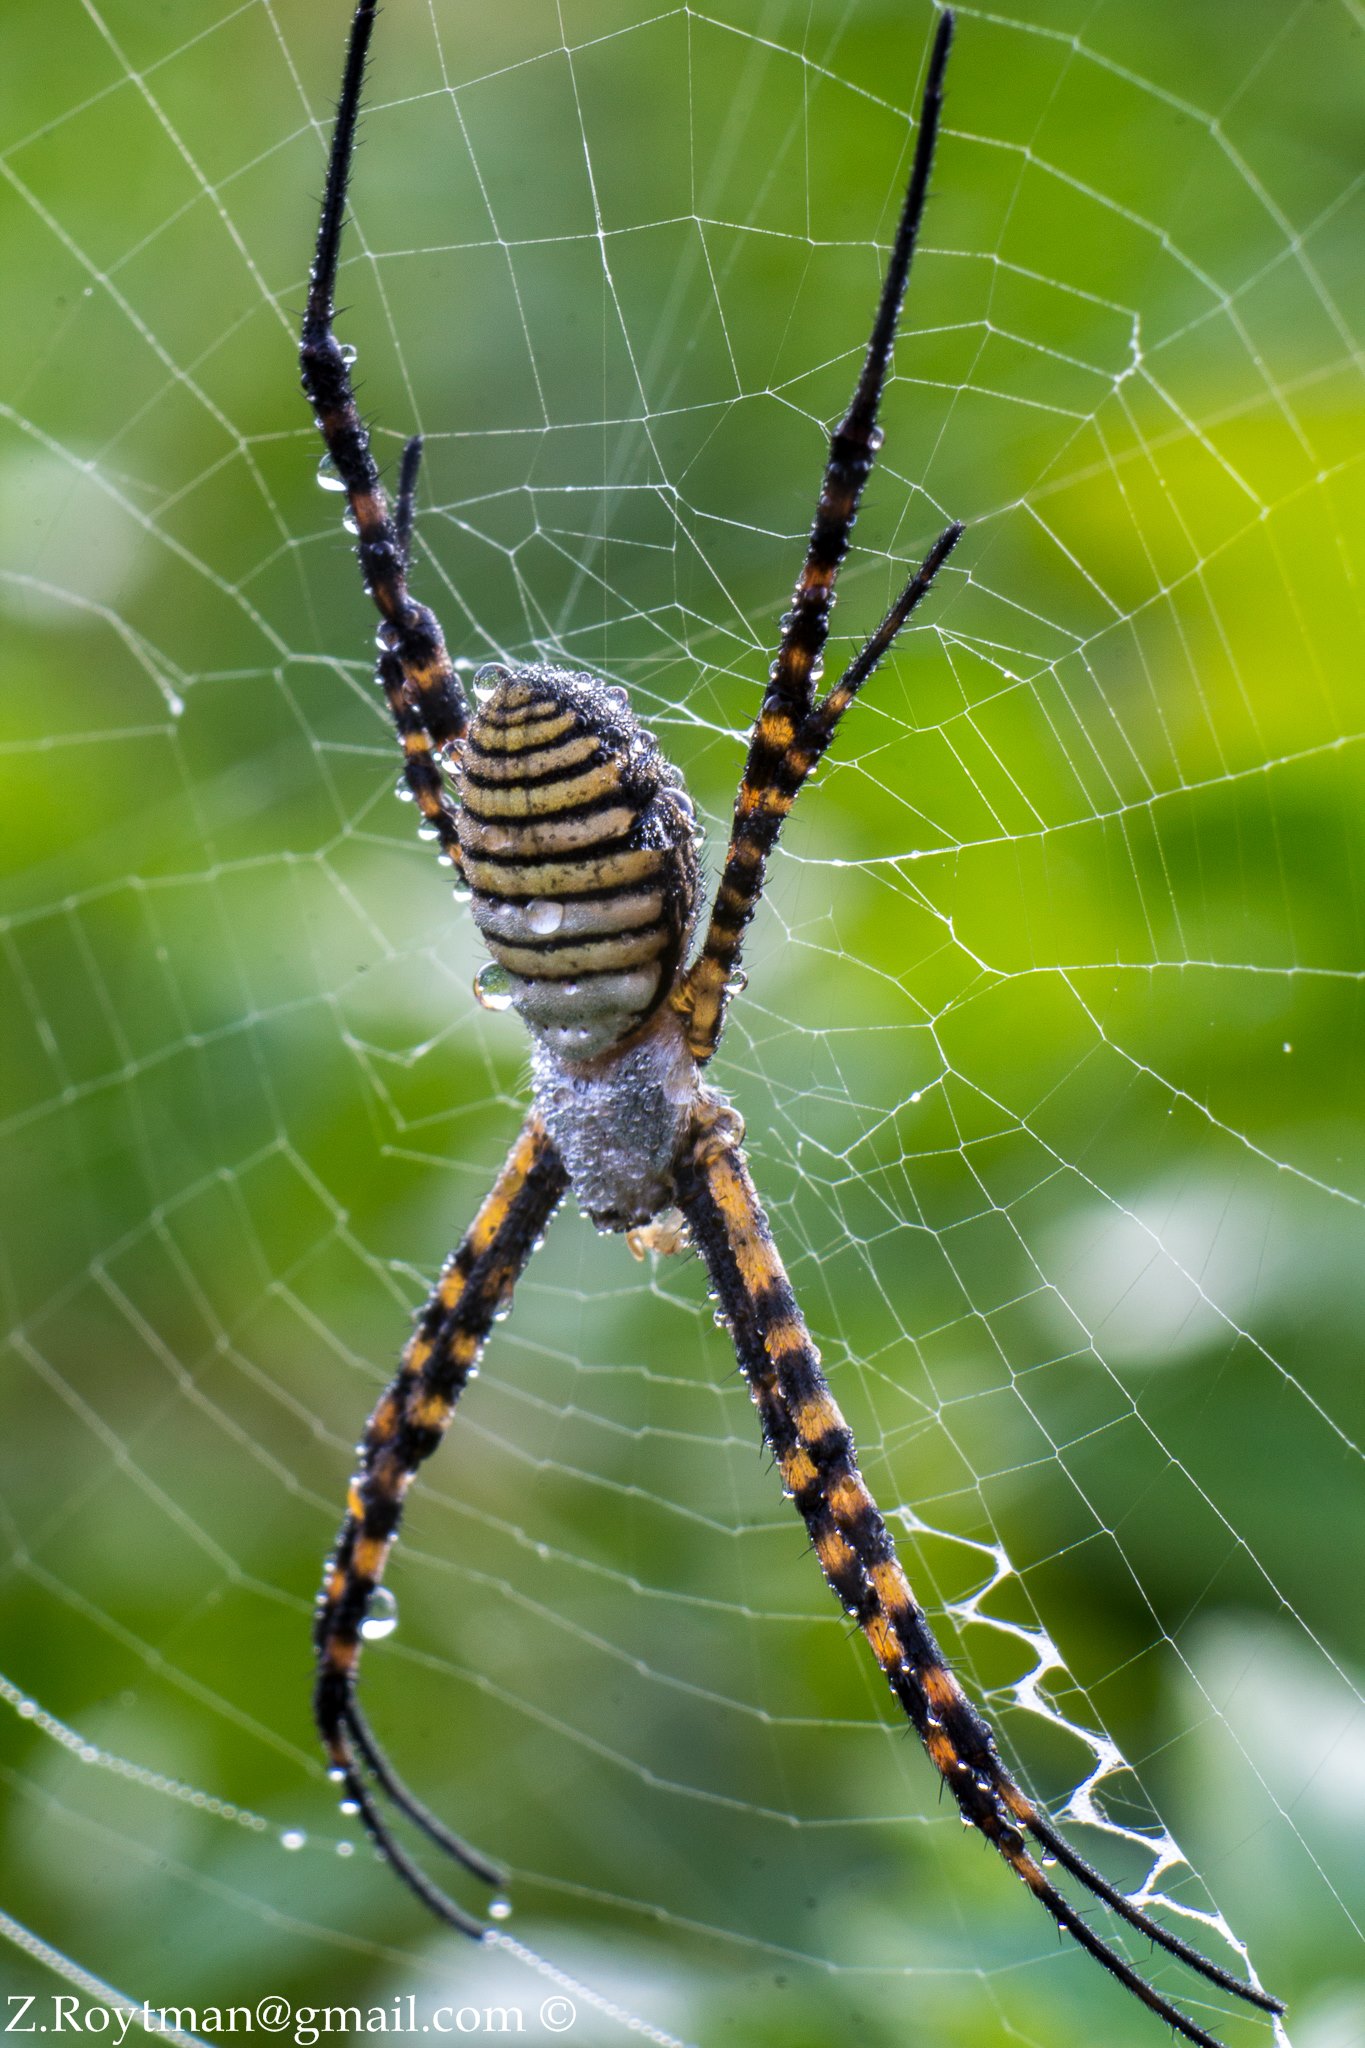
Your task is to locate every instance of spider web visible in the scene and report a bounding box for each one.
[1,1,1361,2044]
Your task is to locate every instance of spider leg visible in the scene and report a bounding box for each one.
[676,11,961,1063]
[299,0,468,868]
[674,1116,1284,2045]
[315,1113,569,1928]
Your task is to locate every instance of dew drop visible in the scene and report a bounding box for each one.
[394,777,416,803]
[472,662,512,700]
[524,898,564,936]
[724,969,748,997]
[360,1587,399,1641]
[473,962,516,1012]
[604,685,629,707]
[488,1898,512,1922]
[327,1766,347,1784]
[280,1829,307,1852]
[339,1798,361,1816]
[452,883,473,905]
[417,821,441,842]
[342,510,359,536]
[336,1841,355,1858]
[338,342,358,368]
[316,455,346,493]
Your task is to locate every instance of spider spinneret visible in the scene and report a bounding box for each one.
[296,6,1284,2044]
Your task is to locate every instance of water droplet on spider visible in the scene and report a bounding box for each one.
[724,969,748,996]
[327,1766,347,1784]
[335,1840,355,1858]
[342,510,359,536]
[338,342,358,368]
[867,425,885,453]
[452,883,473,905]
[393,777,416,803]
[524,898,564,936]
[473,962,516,1012]
[316,455,346,493]
[604,685,629,707]
[360,1588,399,1641]
[416,821,441,842]
[488,1898,513,1922]
[436,852,454,868]
[339,1797,361,1817]
[472,661,512,701]
[280,1829,307,1852]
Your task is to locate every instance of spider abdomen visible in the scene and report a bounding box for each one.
[455,664,699,1062]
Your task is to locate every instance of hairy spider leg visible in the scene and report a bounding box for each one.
[300,0,468,870]
[676,517,961,1072]
[677,9,961,1062]
[314,1115,570,1930]
[675,1123,1283,2048]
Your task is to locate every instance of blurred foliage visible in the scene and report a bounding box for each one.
[1,1,1361,2044]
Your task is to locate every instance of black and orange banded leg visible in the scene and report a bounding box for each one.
[314,1114,569,1934]
[676,11,962,1062]
[300,0,469,866]
[675,520,961,1062]
[675,1119,1283,2048]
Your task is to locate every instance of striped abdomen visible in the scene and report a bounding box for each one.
[455,664,699,1061]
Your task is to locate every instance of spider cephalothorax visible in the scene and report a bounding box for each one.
[298,8,1283,2043]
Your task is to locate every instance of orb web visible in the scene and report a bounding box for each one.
[1,2,1360,2044]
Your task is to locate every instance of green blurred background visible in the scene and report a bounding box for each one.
[1,0,1361,2043]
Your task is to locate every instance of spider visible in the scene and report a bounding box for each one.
[298,7,1283,2044]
